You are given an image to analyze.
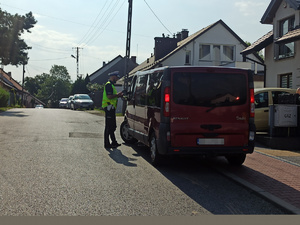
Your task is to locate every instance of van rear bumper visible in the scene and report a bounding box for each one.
[164,146,254,156]
[157,123,255,156]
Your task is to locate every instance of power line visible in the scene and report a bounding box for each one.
[81,0,125,47]
[143,0,173,36]
[77,0,110,46]
[29,57,71,61]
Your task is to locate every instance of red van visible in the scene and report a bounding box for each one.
[120,66,256,166]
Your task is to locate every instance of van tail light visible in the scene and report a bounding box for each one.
[250,88,255,118]
[164,87,171,117]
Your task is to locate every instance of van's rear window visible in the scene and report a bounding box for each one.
[173,72,247,107]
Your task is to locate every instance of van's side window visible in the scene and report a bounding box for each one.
[147,72,163,107]
[135,74,148,106]
[130,76,137,99]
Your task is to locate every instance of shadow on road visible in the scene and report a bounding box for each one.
[0,110,28,117]
[121,141,288,214]
[105,147,137,167]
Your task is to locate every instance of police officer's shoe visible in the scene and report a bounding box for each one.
[111,143,121,148]
[104,144,112,148]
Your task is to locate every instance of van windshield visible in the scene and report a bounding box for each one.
[173,72,247,107]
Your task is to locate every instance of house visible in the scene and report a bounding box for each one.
[0,68,44,107]
[89,55,138,85]
[88,55,138,110]
[127,20,264,87]
[242,0,300,89]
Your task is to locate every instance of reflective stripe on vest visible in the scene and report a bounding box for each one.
[102,81,118,108]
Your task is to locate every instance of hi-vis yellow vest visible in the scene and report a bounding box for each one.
[102,81,118,108]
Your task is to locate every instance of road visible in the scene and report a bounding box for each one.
[0,108,287,215]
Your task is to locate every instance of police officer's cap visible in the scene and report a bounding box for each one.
[108,71,120,78]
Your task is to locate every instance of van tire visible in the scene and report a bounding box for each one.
[120,120,138,144]
[226,153,246,166]
[150,133,163,166]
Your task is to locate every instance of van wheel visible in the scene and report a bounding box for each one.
[150,133,163,166]
[226,153,246,166]
[120,120,137,144]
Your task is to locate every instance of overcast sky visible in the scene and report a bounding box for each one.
[0,0,272,82]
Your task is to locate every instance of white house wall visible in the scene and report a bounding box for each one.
[264,1,300,89]
[265,42,300,88]
[161,23,263,72]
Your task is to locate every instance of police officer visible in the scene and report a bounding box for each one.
[102,71,123,148]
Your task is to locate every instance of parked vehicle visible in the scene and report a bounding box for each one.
[35,104,44,109]
[66,95,74,109]
[59,98,69,108]
[120,66,256,166]
[70,94,94,110]
[254,88,296,131]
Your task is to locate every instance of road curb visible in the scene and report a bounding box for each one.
[213,166,300,215]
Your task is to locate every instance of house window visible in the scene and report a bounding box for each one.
[199,44,211,60]
[223,45,235,61]
[280,74,292,88]
[199,44,235,62]
[280,17,295,36]
[277,17,295,59]
[185,51,191,65]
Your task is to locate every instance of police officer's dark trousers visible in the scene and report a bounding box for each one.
[104,106,117,147]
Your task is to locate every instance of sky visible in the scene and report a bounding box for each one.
[0,0,273,83]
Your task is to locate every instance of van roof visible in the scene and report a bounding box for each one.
[134,66,251,76]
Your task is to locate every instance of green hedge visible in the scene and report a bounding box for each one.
[0,87,9,107]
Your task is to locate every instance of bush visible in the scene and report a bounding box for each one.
[0,87,9,107]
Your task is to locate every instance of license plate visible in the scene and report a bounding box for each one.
[197,138,224,145]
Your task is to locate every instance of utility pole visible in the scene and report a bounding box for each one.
[122,0,133,114]
[124,0,133,93]
[72,47,83,78]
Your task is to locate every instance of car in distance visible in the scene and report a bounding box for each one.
[66,95,74,109]
[70,94,94,110]
[120,66,256,166]
[254,87,296,131]
[59,98,69,108]
[35,104,44,109]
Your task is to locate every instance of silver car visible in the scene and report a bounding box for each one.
[59,98,69,108]
[70,94,94,110]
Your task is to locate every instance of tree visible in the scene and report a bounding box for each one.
[71,74,90,95]
[0,8,37,66]
[0,86,9,107]
[24,73,50,95]
[35,65,72,107]
[50,65,71,82]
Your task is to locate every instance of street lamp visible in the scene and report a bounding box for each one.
[71,54,79,78]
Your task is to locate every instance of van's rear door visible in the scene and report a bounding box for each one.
[170,67,250,148]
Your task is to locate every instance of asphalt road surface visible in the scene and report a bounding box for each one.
[0,108,287,215]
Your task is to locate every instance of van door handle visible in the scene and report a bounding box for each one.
[264,110,269,112]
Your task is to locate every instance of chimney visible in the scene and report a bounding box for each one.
[8,72,12,79]
[103,61,106,67]
[130,56,136,64]
[181,29,189,40]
